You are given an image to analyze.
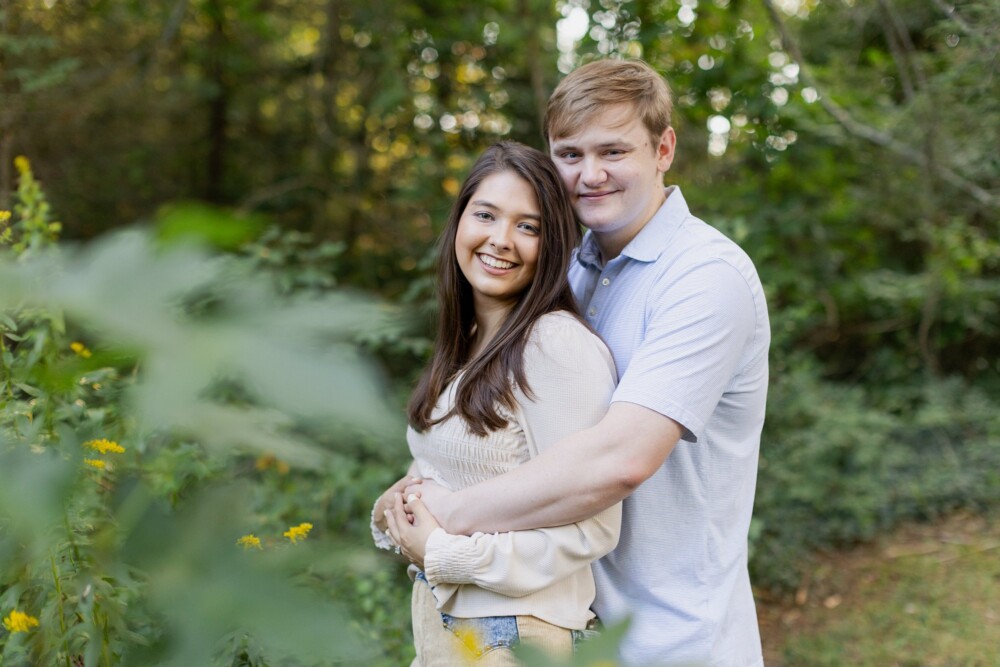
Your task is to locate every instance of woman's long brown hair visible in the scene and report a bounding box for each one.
[407,141,583,437]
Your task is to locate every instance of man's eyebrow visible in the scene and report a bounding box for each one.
[551,140,637,150]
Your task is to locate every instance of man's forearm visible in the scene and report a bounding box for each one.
[437,403,680,535]
[442,426,630,534]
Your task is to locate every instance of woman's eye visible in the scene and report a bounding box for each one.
[474,211,494,221]
[518,222,540,234]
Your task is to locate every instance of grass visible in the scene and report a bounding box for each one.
[758,512,1000,667]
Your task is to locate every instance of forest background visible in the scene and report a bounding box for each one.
[1,0,998,665]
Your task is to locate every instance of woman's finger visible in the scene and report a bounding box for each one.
[392,493,413,544]
[405,494,427,518]
[384,505,400,548]
[374,492,392,532]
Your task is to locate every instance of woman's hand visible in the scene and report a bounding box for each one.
[385,492,440,570]
[374,475,421,533]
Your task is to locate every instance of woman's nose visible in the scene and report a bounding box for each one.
[489,223,512,250]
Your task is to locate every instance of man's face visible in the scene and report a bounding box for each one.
[549,104,675,259]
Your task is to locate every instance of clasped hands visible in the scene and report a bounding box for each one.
[373,475,451,570]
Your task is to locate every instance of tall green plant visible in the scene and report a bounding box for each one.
[0,158,403,665]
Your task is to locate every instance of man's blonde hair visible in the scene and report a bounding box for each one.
[544,58,673,147]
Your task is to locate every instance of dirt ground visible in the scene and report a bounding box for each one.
[755,512,1000,666]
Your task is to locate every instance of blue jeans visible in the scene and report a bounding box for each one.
[411,571,595,665]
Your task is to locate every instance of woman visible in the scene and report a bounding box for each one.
[371,141,620,666]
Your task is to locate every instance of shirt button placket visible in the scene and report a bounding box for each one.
[587,271,613,322]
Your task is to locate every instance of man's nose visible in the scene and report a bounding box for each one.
[581,156,607,186]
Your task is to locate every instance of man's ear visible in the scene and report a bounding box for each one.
[656,127,677,174]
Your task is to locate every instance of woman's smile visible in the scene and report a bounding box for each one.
[454,170,541,312]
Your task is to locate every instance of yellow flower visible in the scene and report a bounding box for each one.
[453,626,483,659]
[84,438,125,454]
[256,453,291,475]
[14,155,30,175]
[237,534,263,550]
[3,610,40,633]
[283,522,313,544]
[70,341,93,358]
[83,458,106,469]
[0,210,11,224]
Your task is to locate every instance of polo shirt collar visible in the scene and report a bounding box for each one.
[575,186,689,269]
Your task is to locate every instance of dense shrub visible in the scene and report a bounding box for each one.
[752,361,1000,589]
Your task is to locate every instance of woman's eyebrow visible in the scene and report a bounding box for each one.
[470,200,541,221]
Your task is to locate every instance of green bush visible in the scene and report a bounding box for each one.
[0,158,412,666]
[752,360,1000,590]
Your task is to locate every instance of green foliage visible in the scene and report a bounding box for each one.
[0,160,409,665]
[156,201,266,251]
[3,156,61,257]
[2,0,999,663]
[753,362,1000,589]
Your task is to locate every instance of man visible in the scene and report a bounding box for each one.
[388,58,769,667]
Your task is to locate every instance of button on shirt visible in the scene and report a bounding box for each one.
[570,186,770,667]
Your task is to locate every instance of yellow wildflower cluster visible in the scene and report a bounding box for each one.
[237,534,263,550]
[84,438,125,455]
[14,155,30,175]
[236,522,315,551]
[82,438,125,472]
[0,210,10,224]
[3,609,40,633]
[70,341,93,358]
[283,522,313,544]
[255,453,290,475]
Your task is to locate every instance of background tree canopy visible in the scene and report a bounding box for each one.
[1,0,998,664]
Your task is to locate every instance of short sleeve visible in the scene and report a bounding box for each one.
[612,260,757,442]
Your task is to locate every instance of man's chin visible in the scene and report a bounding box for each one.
[578,216,615,233]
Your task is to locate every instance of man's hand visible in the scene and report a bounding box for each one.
[385,493,440,570]
[403,479,459,533]
[373,475,421,533]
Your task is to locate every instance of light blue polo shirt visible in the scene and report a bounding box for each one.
[571,186,769,667]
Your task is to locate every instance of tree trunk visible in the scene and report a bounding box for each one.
[0,0,15,209]
[205,0,228,203]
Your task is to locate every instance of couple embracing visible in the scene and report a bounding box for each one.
[372,58,770,667]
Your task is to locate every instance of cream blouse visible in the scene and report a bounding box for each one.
[373,310,621,630]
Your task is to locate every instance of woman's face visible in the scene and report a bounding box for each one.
[454,170,541,314]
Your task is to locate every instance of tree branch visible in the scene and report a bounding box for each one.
[877,0,917,101]
[930,0,974,34]
[762,0,999,210]
[238,177,318,214]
